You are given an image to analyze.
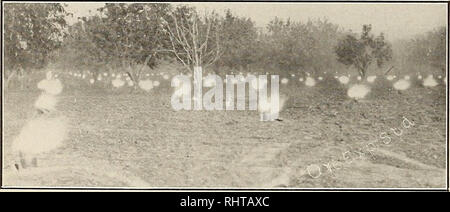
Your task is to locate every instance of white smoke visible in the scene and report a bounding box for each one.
[12,116,67,155]
[305,77,316,87]
[423,75,438,87]
[338,76,350,84]
[393,79,411,91]
[367,75,377,83]
[112,78,125,88]
[138,80,153,92]
[34,93,57,112]
[37,78,63,95]
[347,84,371,99]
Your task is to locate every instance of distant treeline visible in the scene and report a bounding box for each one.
[4,3,447,78]
[392,26,446,75]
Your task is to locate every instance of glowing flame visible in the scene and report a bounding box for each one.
[423,75,438,87]
[138,80,153,91]
[347,84,370,99]
[305,77,316,87]
[393,79,411,91]
[386,75,395,81]
[112,78,125,88]
[367,75,377,83]
[338,76,349,84]
[37,78,63,95]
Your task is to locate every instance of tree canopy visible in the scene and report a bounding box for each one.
[4,3,444,79]
[4,3,69,70]
[334,24,393,77]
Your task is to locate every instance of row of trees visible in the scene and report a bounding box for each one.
[4,3,69,86]
[55,4,227,82]
[4,3,446,84]
[55,4,358,77]
[396,26,446,74]
[335,24,393,77]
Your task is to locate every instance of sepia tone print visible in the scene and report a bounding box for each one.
[1,2,447,189]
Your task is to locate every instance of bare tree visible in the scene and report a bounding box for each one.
[162,8,222,73]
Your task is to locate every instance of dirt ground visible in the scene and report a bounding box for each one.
[2,74,447,188]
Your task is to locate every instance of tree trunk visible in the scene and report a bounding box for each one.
[5,72,15,89]
[358,66,367,78]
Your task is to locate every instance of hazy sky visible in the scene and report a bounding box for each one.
[64,2,447,41]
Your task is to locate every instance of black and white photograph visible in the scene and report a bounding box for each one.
[1,1,448,192]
